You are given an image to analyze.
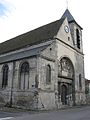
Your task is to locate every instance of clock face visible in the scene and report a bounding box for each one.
[64,25,69,33]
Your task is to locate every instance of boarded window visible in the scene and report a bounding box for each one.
[20,62,29,89]
[2,64,9,88]
[46,65,51,84]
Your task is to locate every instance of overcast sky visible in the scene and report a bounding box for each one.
[0,0,90,79]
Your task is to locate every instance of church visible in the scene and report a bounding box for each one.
[0,9,86,110]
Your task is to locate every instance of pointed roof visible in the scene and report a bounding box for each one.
[61,9,75,22]
[61,9,82,29]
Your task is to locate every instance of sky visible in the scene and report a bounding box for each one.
[0,0,90,79]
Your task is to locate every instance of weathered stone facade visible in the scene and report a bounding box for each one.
[0,9,86,110]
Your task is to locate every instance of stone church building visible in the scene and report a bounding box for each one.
[0,9,86,110]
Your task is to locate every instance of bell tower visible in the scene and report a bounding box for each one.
[61,9,86,105]
[61,9,83,53]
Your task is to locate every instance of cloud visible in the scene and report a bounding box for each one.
[0,3,7,16]
[0,0,15,17]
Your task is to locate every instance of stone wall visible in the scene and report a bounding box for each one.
[37,42,58,109]
[0,57,38,109]
[56,39,86,105]
[0,38,86,109]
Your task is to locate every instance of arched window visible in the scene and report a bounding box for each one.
[46,65,51,84]
[76,29,80,49]
[20,62,29,89]
[2,64,9,88]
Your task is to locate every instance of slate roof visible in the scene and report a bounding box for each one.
[0,9,82,55]
[0,18,65,55]
[61,9,75,22]
[0,44,50,63]
[61,9,82,29]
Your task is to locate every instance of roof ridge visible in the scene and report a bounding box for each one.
[0,18,65,55]
[1,18,65,44]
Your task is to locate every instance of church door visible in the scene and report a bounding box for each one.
[61,85,67,105]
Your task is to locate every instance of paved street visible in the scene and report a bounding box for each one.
[0,106,90,120]
[0,111,24,120]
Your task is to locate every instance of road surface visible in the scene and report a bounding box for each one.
[0,106,90,120]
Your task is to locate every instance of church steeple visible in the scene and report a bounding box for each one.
[61,9,82,29]
[61,9,83,51]
[61,9,75,22]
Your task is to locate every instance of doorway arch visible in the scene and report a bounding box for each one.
[58,57,75,106]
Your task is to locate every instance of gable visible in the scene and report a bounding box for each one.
[55,18,74,47]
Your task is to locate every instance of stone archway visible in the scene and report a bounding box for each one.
[58,57,75,106]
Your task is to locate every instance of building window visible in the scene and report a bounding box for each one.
[2,64,9,88]
[68,37,70,41]
[46,64,51,84]
[79,74,82,89]
[20,62,29,89]
[76,29,80,49]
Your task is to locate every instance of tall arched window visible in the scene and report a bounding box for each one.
[20,62,29,90]
[46,65,51,84]
[76,29,80,49]
[2,64,9,88]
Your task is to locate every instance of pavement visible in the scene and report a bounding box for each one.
[0,105,90,120]
[12,106,90,120]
